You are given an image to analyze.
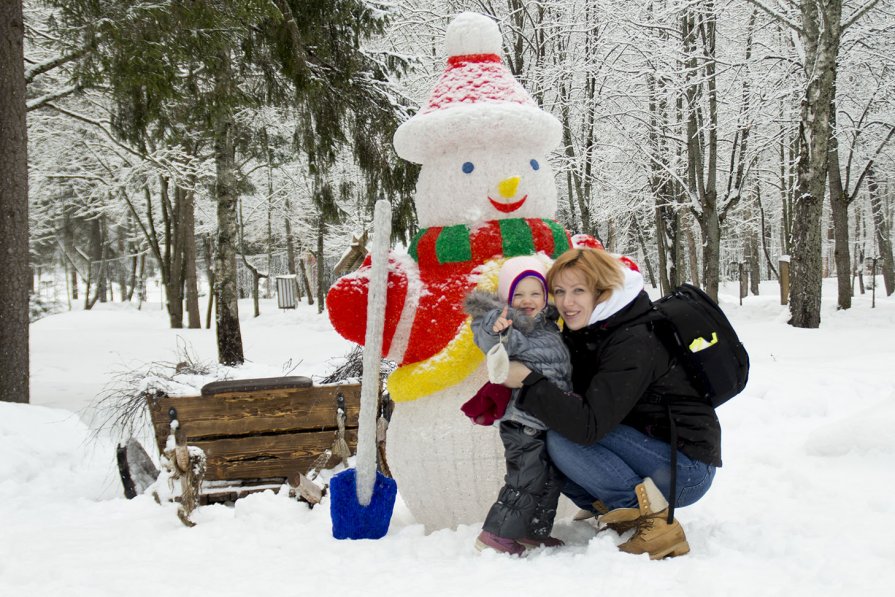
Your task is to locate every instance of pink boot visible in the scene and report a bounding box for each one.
[475,530,526,556]
[518,536,565,549]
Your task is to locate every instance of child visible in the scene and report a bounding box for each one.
[463,255,573,555]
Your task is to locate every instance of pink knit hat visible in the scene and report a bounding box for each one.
[498,256,548,303]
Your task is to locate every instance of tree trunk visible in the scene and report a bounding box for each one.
[685,215,700,287]
[655,204,680,295]
[245,259,261,318]
[788,0,842,328]
[106,262,114,302]
[85,216,108,310]
[316,217,325,314]
[62,204,80,301]
[644,28,680,296]
[98,218,109,303]
[854,208,865,295]
[285,197,297,275]
[748,229,761,295]
[283,196,304,302]
[632,215,657,289]
[181,189,201,328]
[61,253,72,309]
[253,272,261,316]
[868,168,894,296]
[828,101,852,309]
[0,0,29,403]
[213,108,245,365]
[166,183,185,328]
[699,208,721,300]
[237,195,265,319]
[779,120,793,256]
[681,4,721,302]
[203,235,215,329]
[115,225,128,301]
[136,253,146,309]
[266,152,274,300]
[298,251,313,306]
[127,248,137,301]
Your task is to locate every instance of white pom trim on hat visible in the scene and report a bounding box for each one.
[394,103,561,164]
[445,12,502,57]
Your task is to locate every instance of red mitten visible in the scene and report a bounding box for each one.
[571,234,604,250]
[617,254,640,273]
[326,254,409,359]
[460,382,513,426]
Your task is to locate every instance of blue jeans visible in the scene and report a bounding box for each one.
[546,424,716,512]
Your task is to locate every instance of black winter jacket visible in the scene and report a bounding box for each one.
[517,290,722,467]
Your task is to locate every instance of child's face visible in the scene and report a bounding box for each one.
[511,276,547,317]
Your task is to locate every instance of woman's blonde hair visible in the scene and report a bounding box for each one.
[547,249,625,303]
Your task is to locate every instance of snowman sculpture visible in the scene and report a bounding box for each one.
[327,12,580,531]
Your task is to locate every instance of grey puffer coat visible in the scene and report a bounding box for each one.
[465,290,572,430]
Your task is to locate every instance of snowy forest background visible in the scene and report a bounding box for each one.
[2,0,894,404]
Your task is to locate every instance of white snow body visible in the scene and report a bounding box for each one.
[387,366,505,532]
[384,12,570,531]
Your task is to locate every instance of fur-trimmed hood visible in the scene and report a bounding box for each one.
[463,289,558,334]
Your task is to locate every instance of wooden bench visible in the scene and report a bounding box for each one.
[144,376,362,522]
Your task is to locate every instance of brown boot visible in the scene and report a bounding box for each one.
[607,478,691,560]
[583,499,639,535]
[572,499,608,522]
[596,506,641,535]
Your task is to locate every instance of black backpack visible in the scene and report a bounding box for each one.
[649,284,750,407]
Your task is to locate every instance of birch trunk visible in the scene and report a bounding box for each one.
[788,0,842,328]
[685,215,700,286]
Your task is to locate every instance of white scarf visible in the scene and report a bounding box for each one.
[587,266,645,326]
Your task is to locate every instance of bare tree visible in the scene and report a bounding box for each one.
[747,0,884,327]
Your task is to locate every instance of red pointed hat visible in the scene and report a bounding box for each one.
[393,12,561,164]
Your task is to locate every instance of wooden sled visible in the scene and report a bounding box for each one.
[140,376,363,525]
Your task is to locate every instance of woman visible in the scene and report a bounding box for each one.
[503,248,720,560]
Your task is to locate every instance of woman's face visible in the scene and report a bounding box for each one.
[551,269,599,331]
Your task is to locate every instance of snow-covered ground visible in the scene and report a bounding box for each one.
[3,278,894,596]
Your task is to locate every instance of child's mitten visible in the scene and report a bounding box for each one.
[460,382,512,426]
[486,338,509,384]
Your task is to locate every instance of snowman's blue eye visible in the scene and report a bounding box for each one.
[530,159,540,171]
[462,162,475,174]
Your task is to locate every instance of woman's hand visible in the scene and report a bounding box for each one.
[503,361,531,388]
[491,306,513,334]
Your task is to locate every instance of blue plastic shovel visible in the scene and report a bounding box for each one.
[330,199,397,539]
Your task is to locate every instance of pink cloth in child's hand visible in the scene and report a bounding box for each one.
[460,382,512,426]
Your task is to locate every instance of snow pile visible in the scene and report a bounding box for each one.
[2,279,894,596]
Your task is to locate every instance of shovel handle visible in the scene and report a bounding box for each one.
[356,199,391,506]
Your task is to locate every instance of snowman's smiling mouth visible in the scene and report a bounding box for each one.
[489,195,527,213]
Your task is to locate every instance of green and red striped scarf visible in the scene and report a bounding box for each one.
[409,218,571,269]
